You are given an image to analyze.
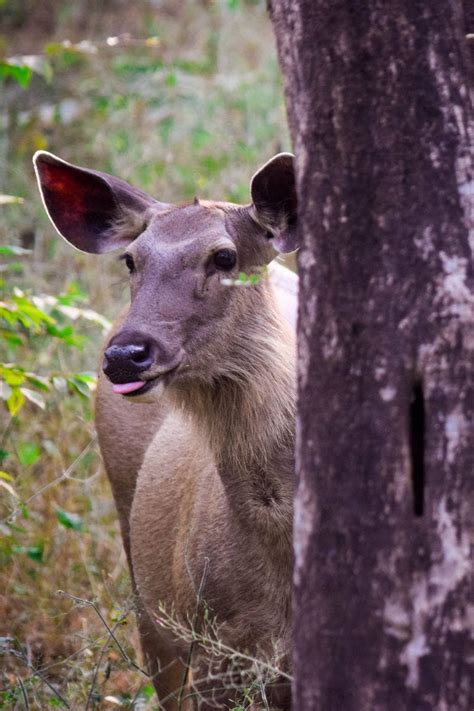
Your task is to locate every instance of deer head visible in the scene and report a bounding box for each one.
[34,151,298,401]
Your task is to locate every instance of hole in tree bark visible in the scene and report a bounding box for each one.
[409,381,425,516]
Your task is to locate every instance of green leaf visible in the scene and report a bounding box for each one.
[6,261,24,275]
[73,372,96,385]
[0,245,31,255]
[140,684,155,701]
[6,387,25,416]
[46,323,85,348]
[18,442,41,467]
[0,306,18,326]
[25,373,50,391]
[57,281,87,305]
[68,375,94,397]
[0,330,23,347]
[0,62,32,88]
[191,127,212,150]
[165,71,177,87]
[27,543,44,563]
[21,387,46,410]
[13,297,55,326]
[56,509,83,531]
[12,543,44,563]
[0,470,14,482]
[0,365,25,386]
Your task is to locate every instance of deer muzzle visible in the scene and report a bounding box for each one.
[103,330,180,397]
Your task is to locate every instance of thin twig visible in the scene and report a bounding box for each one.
[57,591,149,677]
[259,678,270,711]
[177,557,210,711]
[16,675,30,711]
[1,438,97,524]
[84,616,126,711]
[5,648,69,708]
[22,642,98,680]
[155,606,292,682]
[155,589,289,709]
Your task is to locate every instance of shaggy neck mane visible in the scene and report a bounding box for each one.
[171,283,296,543]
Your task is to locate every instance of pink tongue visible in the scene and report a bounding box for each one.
[112,381,145,395]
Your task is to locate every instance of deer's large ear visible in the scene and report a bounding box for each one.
[250,152,299,253]
[33,151,168,254]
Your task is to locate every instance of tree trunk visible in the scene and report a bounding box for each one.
[269,1,474,709]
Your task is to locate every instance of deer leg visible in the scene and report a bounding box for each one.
[136,605,192,710]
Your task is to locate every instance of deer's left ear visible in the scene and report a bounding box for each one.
[33,151,168,254]
[250,152,299,253]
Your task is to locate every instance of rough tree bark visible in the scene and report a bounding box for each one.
[269,1,473,709]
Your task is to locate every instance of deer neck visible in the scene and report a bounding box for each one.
[172,287,296,545]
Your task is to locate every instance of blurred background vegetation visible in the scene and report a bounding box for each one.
[0,1,288,707]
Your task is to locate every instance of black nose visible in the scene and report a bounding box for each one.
[103,333,155,384]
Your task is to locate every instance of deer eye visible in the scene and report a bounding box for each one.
[213,249,237,271]
[123,254,135,273]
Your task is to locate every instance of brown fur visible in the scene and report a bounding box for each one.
[33,150,298,710]
[96,236,296,709]
[97,256,294,709]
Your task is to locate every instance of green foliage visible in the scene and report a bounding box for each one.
[12,541,44,563]
[17,442,41,467]
[55,509,83,531]
[0,60,32,88]
[0,250,110,418]
[0,54,53,88]
[222,266,269,288]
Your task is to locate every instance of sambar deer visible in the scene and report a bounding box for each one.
[33,150,299,709]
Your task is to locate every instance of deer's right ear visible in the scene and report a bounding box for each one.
[250,152,299,253]
[33,151,167,254]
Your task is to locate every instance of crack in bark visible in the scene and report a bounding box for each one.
[409,380,426,517]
